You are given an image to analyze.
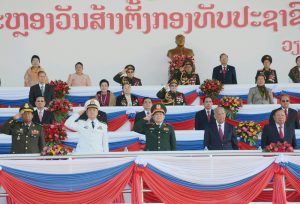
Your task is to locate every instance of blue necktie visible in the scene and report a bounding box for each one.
[91,121,95,129]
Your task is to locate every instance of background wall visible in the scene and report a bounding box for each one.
[0,0,299,86]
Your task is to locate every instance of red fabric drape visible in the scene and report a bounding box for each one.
[108,115,128,131]
[142,163,276,204]
[272,166,287,204]
[171,119,194,130]
[238,142,257,150]
[0,165,134,204]
[130,166,144,204]
[285,170,300,195]
[185,92,198,105]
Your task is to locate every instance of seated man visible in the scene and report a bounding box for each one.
[116,83,139,106]
[133,97,153,128]
[262,109,296,149]
[173,59,200,85]
[113,64,142,86]
[195,96,215,130]
[133,103,176,151]
[269,94,299,130]
[156,79,186,106]
[1,103,45,154]
[204,107,238,150]
[79,99,107,124]
[32,96,54,125]
[29,71,54,107]
[212,53,237,84]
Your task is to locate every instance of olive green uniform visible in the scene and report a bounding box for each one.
[134,119,176,151]
[1,118,45,154]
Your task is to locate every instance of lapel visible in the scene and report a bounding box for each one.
[271,123,281,140]
[283,124,289,140]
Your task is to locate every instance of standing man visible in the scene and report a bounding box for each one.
[262,109,296,148]
[195,96,215,130]
[269,94,299,130]
[204,107,238,150]
[212,53,237,84]
[29,71,54,107]
[32,96,54,125]
[1,103,45,154]
[156,79,186,105]
[134,103,176,151]
[133,97,153,128]
[113,64,142,86]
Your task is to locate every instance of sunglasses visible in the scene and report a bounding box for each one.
[281,100,289,102]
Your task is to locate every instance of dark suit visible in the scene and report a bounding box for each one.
[195,109,215,130]
[29,84,54,107]
[78,110,108,124]
[32,110,54,125]
[116,94,139,106]
[261,123,296,148]
[269,107,300,130]
[212,65,237,84]
[204,122,238,150]
[134,111,146,127]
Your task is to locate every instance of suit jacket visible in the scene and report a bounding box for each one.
[247,86,273,104]
[204,122,238,150]
[269,107,300,130]
[261,123,296,148]
[134,111,146,126]
[212,65,237,84]
[116,94,139,106]
[194,109,215,130]
[32,110,54,125]
[29,84,54,107]
[78,110,108,124]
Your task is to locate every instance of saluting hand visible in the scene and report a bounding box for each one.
[144,114,152,121]
[78,109,86,116]
[13,113,22,120]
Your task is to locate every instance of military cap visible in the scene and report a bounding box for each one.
[125,64,135,71]
[261,55,272,64]
[85,99,99,110]
[151,103,167,115]
[19,103,34,113]
[168,78,179,85]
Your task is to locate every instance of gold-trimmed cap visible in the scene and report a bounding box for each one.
[19,103,34,113]
[261,55,272,64]
[151,103,167,115]
[168,78,179,85]
[86,99,99,110]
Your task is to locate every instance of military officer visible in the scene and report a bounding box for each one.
[1,103,45,154]
[113,64,142,86]
[156,79,186,105]
[255,55,278,84]
[133,103,176,151]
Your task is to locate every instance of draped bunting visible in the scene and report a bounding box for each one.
[0,155,300,203]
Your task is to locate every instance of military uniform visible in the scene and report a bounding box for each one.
[255,55,278,84]
[156,79,186,105]
[113,65,142,86]
[133,103,176,151]
[1,104,45,154]
[173,70,200,85]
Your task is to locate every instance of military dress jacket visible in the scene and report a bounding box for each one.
[113,72,142,86]
[156,88,186,106]
[133,119,176,151]
[1,118,45,154]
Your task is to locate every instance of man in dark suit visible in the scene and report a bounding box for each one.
[212,53,237,84]
[195,96,215,130]
[204,107,238,150]
[269,94,299,130]
[133,97,153,128]
[29,71,54,107]
[262,109,297,149]
[32,96,54,125]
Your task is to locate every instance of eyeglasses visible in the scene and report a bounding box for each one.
[281,100,290,102]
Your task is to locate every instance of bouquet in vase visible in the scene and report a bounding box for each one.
[219,96,242,119]
[200,79,223,100]
[41,143,72,156]
[50,80,70,99]
[263,141,294,152]
[236,121,261,146]
[49,99,72,122]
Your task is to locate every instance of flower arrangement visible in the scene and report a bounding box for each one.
[236,121,262,146]
[169,55,194,79]
[48,99,72,122]
[219,96,242,119]
[50,80,70,99]
[263,141,294,152]
[41,143,72,156]
[200,79,223,100]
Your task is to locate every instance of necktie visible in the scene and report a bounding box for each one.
[207,110,211,122]
[40,85,44,96]
[91,121,95,129]
[223,66,226,79]
[285,109,288,121]
[218,124,223,141]
[38,111,43,122]
[279,126,284,139]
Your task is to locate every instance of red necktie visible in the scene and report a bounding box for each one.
[207,110,210,122]
[285,109,288,121]
[279,126,284,139]
[218,124,223,141]
[223,66,226,79]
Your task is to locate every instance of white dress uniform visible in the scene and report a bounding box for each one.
[65,113,109,154]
